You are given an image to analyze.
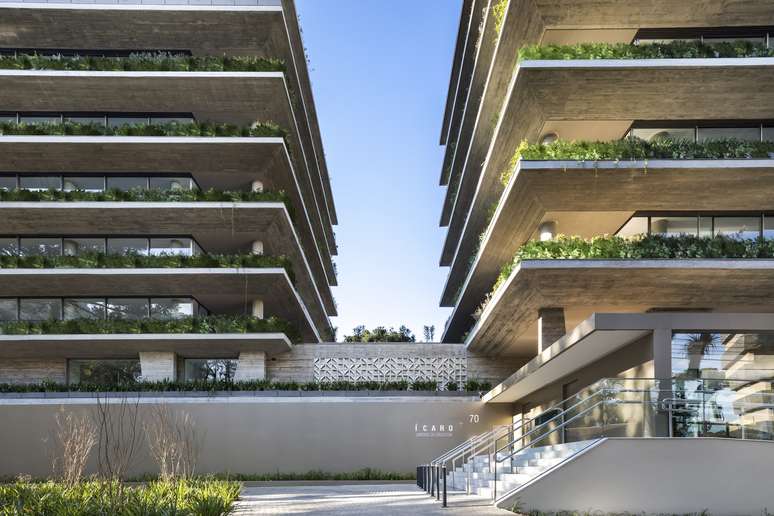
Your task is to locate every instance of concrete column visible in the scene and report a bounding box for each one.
[251,240,264,255]
[252,299,264,319]
[251,180,264,192]
[139,352,177,382]
[538,221,557,242]
[538,307,566,352]
[234,351,267,381]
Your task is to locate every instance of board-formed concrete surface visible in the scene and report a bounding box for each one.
[233,484,513,515]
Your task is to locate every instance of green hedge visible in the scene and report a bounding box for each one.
[0,315,300,342]
[0,479,240,516]
[0,253,293,280]
[500,138,774,186]
[0,119,285,138]
[0,377,492,393]
[0,51,285,72]
[519,40,774,61]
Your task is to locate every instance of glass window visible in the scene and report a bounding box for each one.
[672,332,774,382]
[107,116,149,128]
[150,116,194,125]
[0,176,16,190]
[63,238,106,256]
[650,216,698,237]
[149,177,194,191]
[64,298,106,320]
[151,298,194,320]
[763,127,774,143]
[19,176,61,191]
[616,216,648,238]
[0,114,17,124]
[765,215,774,239]
[0,238,18,256]
[19,115,61,125]
[698,127,761,142]
[19,299,62,321]
[64,116,105,126]
[68,359,141,385]
[19,238,62,257]
[63,176,104,192]
[629,128,695,142]
[184,359,237,382]
[107,176,148,191]
[714,216,761,240]
[107,298,149,320]
[699,216,713,238]
[107,238,148,256]
[150,238,191,256]
[0,299,18,321]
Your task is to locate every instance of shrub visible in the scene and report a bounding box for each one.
[0,314,301,343]
[518,40,774,61]
[0,119,285,138]
[0,51,285,72]
[344,325,416,342]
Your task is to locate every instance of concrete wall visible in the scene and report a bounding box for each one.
[0,359,66,384]
[501,438,774,515]
[0,396,512,478]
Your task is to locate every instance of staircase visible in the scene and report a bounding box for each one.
[447,440,598,498]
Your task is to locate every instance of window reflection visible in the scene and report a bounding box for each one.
[0,297,204,322]
[618,214,767,240]
[19,299,62,321]
[63,238,106,256]
[107,238,149,256]
[19,176,61,191]
[698,127,761,142]
[64,298,106,320]
[63,176,104,192]
[0,299,17,321]
[19,238,61,257]
[149,177,193,191]
[650,217,697,237]
[183,359,237,382]
[714,217,761,240]
[151,298,194,320]
[0,238,18,256]
[106,177,148,191]
[0,176,17,190]
[68,359,141,385]
[107,298,150,320]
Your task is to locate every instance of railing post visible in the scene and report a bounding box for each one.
[436,465,440,501]
[425,465,430,493]
[431,465,435,496]
[442,464,447,507]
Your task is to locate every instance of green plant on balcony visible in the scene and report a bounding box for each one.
[0,119,285,138]
[500,138,774,186]
[343,325,416,342]
[0,253,294,282]
[475,234,774,319]
[492,0,508,37]
[518,40,774,61]
[0,51,285,72]
[0,314,301,343]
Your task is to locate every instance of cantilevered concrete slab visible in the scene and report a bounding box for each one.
[0,135,337,288]
[484,312,774,404]
[466,259,774,356]
[441,159,774,340]
[0,1,338,225]
[0,202,335,328]
[0,70,337,254]
[0,267,320,342]
[0,333,292,359]
[441,57,774,270]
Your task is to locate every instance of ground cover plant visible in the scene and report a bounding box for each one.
[0,51,285,72]
[518,39,774,61]
[0,119,284,138]
[0,315,301,343]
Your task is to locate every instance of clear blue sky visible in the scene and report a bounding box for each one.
[295,0,462,341]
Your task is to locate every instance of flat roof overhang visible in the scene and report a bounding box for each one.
[0,1,338,225]
[0,70,338,252]
[441,159,774,339]
[484,312,774,404]
[0,333,292,359]
[440,57,774,266]
[0,201,335,324]
[466,259,774,356]
[0,135,337,288]
[0,267,320,342]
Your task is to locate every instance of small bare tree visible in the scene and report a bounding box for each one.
[144,404,202,480]
[49,407,97,484]
[93,393,142,481]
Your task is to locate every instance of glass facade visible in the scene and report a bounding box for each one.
[68,359,141,385]
[618,214,772,240]
[3,112,194,128]
[628,123,773,143]
[182,359,238,382]
[0,297,206,321]
[0,173,198,193]
[0,236,201,257]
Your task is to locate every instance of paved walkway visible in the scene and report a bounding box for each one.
[233,483,514,515]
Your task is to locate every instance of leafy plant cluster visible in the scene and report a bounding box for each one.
[500,138,774,186]
[0,315,301,343]
[0,119,285,138]
[344,325,416,342]
[0,478,240,516]
[0,377,491,393]
[492,0,508,36]
[518,39,774,61]
[0,186,289,205]
[0,51,285,72]
[0,252,291,274]
[127,468,415,483]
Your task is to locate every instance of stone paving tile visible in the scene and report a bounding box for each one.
[233,483,514,515]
